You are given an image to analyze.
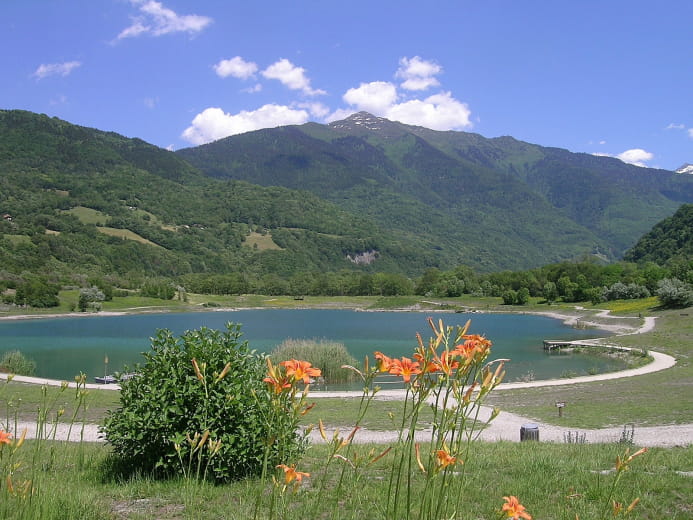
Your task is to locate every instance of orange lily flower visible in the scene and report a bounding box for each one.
[276,464,310,484]
[455,334,492,362]
[413,351,438,374]
[0,430,12,445]
[263,373,292,394]
[435,350,459,376]
[264,358,292,394]
[374,351,394,372]
[435,446,459,469]
[501,495,532,519]
[388,357,421,383]
[280,359,321,384]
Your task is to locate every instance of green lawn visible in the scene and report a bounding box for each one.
[0,439,689,519]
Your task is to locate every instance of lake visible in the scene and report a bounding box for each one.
[0,309,622,384]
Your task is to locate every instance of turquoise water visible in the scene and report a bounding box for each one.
[0,309,620,382]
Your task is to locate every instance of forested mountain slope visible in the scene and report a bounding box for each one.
[179,112,693,268]
[0,110,410,280]
[2,109,692,283]
[624,203,693,265]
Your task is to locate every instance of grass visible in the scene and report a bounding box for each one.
[303,397,437,430]
[486,308,693,428]
[2,235,32,245]
[1,440,690,519]
[270,339,358,385]
[0,300,691,518]
[244,231,284,251]
[64,206,109,225]
[96,227,161,247]
[1,380,120,424]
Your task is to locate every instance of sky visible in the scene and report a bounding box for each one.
[2,0,691,170]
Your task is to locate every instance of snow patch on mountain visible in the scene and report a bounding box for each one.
[675,163,693,174]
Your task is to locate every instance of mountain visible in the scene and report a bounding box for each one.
[0,110,407,280]
[178,112,693,269]
[2,109,692,282]
[624,203,693,265]
[676,163,693,175]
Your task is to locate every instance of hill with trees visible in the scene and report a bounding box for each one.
[1,109,692,305]
[624,203,693,266]
[178,112,693,270]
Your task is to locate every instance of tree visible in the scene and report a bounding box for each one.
[542,281,558,303]
[656,278,693,308]
[516,287,530,305]
[78,286,105,312]
[502,289,517,305]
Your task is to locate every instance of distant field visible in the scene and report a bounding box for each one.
[97,227,160,247]
[64,206,108,225]
[244,231,283,250]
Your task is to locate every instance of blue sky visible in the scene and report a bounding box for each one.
[2,0,691,170]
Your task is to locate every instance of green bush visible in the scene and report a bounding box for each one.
[656,278,693,308]
[271,338,358,385]
[0,350,36,376]
[101,323,307,482]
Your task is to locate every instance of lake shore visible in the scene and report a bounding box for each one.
[0,301,669,391]
[0,300,645,334]
[2,300,689,447]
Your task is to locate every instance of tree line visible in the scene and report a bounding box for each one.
[6,257,690,312]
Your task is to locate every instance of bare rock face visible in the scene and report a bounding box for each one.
[346,250,379,265]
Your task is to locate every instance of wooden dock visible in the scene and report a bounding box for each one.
[543,340,582,351]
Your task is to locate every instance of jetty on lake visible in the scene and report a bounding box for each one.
[542,339,601,351]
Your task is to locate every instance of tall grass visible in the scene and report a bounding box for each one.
[0,374,94,520]
[270,338,358,385]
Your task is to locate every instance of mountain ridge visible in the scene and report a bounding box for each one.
[177,112,693,268]
[2,108,692,281]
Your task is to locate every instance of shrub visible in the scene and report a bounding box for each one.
[501,289,517,305]
[101,323,307,482]
[0,350,36,376]
[656,278,693,308]
[271,338,358,385]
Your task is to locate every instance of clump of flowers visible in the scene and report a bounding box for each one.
[308,317,510,520]
[502,495,532,519]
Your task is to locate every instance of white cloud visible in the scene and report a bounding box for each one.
[214,56,258,79]
[261,59,325,96]
[688,128,693,139]
[297,102,330,118]
[117,0,212,40]
[396,56,441,91]
[616,148,654,167]
[335,81,472,131]
[666,123,685,130]
[32,61,81,80]
[181,105,310,145]
[242,83,263,94]
[387,92,472,130]
[342,81,398,114]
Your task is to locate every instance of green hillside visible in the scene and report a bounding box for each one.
[2,109,692,287]
[624,203,693,265]
[0,110,408,281]
[178,112,693,269]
